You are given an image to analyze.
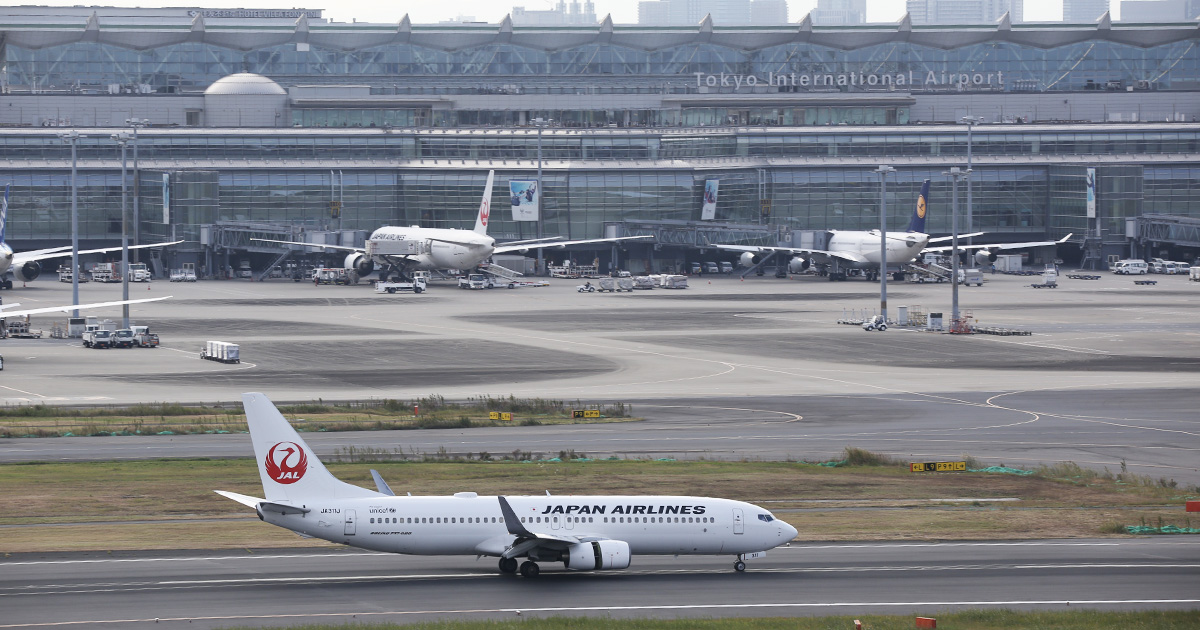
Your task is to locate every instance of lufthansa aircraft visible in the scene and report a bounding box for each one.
[717,179,1069,280]
[217,393,798,577]
[255,171,650,281]
[0,184,182,289]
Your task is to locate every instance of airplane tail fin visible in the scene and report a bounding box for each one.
[473,170,495,235]
[905,179,931,233]
[1,183,9,243]
[242,393,380,503]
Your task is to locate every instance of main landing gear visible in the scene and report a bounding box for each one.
[519,560,540,578]
[498,557,518,574]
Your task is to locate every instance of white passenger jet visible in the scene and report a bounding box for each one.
[0,184,182,289]
[217,393,798,577]
[717,180,1070,280]
[253,172,650,281]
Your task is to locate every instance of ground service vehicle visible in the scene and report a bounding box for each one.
[459,274,495,289]
[128,263,151,282]
[136,332,160,348]
[113,329,136,348]
[862,316,888,331]
[1112,260,1148,275]
[201,341,240,363]
[84,329,115,349]
[375,278,427,294]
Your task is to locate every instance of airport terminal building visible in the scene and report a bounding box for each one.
[1,6,1198,271]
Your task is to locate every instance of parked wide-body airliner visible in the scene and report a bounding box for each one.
[0,184,182,289]
[217,393,798,577]
[255,171,649,280]
[717,179,1069,280]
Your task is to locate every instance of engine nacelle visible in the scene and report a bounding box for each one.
[739,252,761,268]
[344,252,375,277]
[563,540,631,571]
[14,261,41,282]
[787,256,810,273]
[974,250,998,266]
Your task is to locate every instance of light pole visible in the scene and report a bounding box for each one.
[944,167,971,330]
[112,132,133,328]
[126,118,148,262]
[533,117,548,275]
[874,165,896,323]
[57,131,80,318]
[960,115,981,265]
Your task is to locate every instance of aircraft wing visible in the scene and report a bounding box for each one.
[712,243,868,264]
[0,296,170,319]
[927,232,984,243]
[251,238,364,253]
[14,240,184,265]
[492,235,653,254]
[496,495,593,555]
[924,233,1072,253]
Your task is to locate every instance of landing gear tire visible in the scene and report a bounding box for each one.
[499,557,518,574]
[519,560,540,578]
[734,560,746,572]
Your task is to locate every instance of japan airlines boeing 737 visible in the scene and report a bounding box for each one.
[217,393,798,577]
[717,180,1070,280]
[253,171,650,281]
[0,184,182,289]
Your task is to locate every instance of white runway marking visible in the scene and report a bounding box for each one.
[2,599,1198,627]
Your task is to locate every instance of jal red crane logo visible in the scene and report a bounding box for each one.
[480,199,490,226]
[265,441,308,484]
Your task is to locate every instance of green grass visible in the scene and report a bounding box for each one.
[224,610,1200,630]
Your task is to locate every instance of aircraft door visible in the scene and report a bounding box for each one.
[733,508,744,534]
[550,514,561,530]
[344,509,357,536]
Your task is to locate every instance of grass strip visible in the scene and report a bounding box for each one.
[1,457,1196,553]
[0,396,636,438]
[223,610,1200,630]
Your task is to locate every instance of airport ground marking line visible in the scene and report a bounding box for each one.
[9,564,1200,597]
[5,600,1200,627]
[986,388,1200,438]
[637,404,802,423]
[0,384,46,398]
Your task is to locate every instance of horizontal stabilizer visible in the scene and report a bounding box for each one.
[214,490,262,507]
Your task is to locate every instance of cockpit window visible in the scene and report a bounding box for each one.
[757,514,775,522]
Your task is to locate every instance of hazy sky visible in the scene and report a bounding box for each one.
[28,0,1121,25]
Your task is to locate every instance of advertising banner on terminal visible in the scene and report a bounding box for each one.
[510,180,539,221]
[701,179,719,221]
[1086,168,1096,219]
[162,173,170,224]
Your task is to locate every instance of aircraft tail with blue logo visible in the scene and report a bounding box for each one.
[905,179,931,233]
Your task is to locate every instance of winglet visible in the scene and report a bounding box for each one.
[1059,233,1073,242]
[370,469,396,496]
[498,496,534,537]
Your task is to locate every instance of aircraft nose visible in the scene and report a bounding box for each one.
[782,521,798,541]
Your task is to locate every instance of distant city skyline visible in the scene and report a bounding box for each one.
[10,0,1137,25]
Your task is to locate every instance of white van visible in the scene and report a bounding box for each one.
[1112,260,1148,275]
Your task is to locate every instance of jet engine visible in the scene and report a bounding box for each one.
[344,252,375,277]
[13,261,41,282]
[787,256,810,273]
[739,252,761,268]
[974,250,997,266]
[563,540,631,571]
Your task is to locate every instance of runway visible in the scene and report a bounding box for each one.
[2,539,1197,628]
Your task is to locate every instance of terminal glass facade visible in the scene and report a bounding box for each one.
[5,34,1198,94]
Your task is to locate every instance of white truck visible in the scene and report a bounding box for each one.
[1112,259,1148,275]
[127,262,151,282]
[375,277,427,294]
[458,273,495,289]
